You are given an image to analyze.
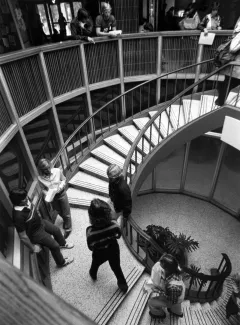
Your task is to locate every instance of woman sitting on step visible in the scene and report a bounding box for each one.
[144,253,185,319]
[86,199,128,293]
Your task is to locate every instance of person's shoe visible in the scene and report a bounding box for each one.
[149,311,166,319]
[117,279,128,293]
[167,308,183,318]
[58,257,74,267]
[63,218,72,232]
[60,242,74,249]
[215,98,223,106]
[89,269,97,280]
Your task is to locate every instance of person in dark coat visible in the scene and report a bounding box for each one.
[107,164,132,221]
[86,199,128,293]
[70,8,95,43]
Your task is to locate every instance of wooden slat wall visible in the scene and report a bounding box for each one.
[112,0,139,33]
[2,56,47,118]
[84,41,119,84]
[162,36,199,73]
[44,47,83,97]
[123,38,158,76]
[0,91,12,136]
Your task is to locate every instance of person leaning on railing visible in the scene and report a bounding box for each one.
[198,2,222,36]
[9,188,74,267]
[70,8,95,44]
[95,2,117,38]
[215,16,240,106]
[37,158,72,237]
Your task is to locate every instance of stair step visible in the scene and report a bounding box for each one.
[104,134,142,164]
[182,99,201,122]
[91,144,135,174]
[67,187,108,208]
[166,104,185,130]
[226,86,240,107]
[94,266,144,325]
[79,157,109,181]
[118,125,151,154]
[109,273,150,325]
[69,171,108,197]
[0,151,16,165]
[148,110,174,138]
[133,117,160,146]
[25,130,48,140]
[200,94,219,115]
[23,119,49,133]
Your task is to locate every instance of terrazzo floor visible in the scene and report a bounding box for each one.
[132,193,240,275]
[49,208,143,320]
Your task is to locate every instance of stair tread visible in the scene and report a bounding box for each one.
[200,94,219,115]
[110,273,150,325]
[67,188,108,207]
[182,98,201,122]
[133,117,160,146]
[118,125,151,154]
[92,145,126,167]
[69,171,108,193]
[94,266,144,325]
[80,157,109,177]
[149,110,174,137]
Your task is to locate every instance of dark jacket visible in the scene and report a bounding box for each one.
[109,176,132,219]
[70,17,93,40]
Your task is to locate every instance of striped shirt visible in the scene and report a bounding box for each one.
[86,221,121,251]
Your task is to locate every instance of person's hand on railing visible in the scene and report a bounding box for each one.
[32,244,42,254]
[204,28,208,36]
[87,37,95,44]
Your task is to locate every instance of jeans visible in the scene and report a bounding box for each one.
[90,240,126,282]
[217,76,240,106]
[52,190,71,227]
[29,219,66,266]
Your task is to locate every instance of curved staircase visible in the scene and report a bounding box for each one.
[48,87,240,325]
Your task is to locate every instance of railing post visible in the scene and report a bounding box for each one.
[118,38,126,120]
[193,44,204,93]
[209,142,226,200]
[156,36,163,105]
[79,43,96,144]
[38,52,68,167]
[180,142,190,192]
[0,67,38,181]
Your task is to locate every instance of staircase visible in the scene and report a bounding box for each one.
[48,87,240,325]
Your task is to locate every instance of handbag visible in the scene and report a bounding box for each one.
[183,13,199,30]
[214,37,236,67]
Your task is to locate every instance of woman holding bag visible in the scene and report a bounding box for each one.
[215,17,240,106]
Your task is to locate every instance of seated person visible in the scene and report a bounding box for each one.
[198,2,222,35]
[70,8,95,43]
[95,2,117,37]
[9,188,74,267]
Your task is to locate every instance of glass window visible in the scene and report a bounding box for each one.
[156,145,185,189]
[73,2,82,18]
[140,172,152,192]
[213,144,240,213]
[184,136,221,197]
[37,4,50,35]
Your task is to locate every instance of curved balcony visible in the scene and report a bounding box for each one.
[0,31,239,324]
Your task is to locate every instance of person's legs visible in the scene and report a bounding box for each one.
[108,241,128,292]
[148,296,167,319]
[43,219,66,246]
[30,227,66,266]
[89,249,107,280]
[168,302,184,317]
[216,76,240,106]
[52,191,72,232]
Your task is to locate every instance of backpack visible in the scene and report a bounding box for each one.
[214,37,236,68]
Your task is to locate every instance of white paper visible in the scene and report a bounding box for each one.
[45,187,58,203]
[109,30,122,36]
[198,32,215,46]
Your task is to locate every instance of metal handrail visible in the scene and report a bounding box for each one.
[52,58,213,167]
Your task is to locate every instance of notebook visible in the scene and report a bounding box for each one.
[198,32,216,45]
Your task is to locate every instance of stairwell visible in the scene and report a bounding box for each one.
[47,87,240,325]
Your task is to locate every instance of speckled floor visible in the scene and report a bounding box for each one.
[132,193,240,275]
[49,208,143,320]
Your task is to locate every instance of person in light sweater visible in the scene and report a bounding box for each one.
[37,158,72,237]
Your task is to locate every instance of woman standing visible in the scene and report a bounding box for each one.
[37,158,72,237]
[179,3,200,30]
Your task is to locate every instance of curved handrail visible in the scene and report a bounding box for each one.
[122,61,238,181]
[52,58,213,167]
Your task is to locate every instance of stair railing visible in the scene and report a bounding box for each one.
[51,59,214,175]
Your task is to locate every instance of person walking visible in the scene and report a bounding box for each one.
[58,11,67,41]
[86,199,128,293]
[37,158,72,237]
[145,254,185,319]
[107,164,132,221]
[9,188,74,267]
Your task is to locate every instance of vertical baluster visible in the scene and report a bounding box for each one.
[131,89,134,117]
[140,86,142,113]
[165,74,169,102]
[85,124,90,149]
[142,136,144,160]
[205,280,213,298]
[177,104,180,129]
[148,82,150,109]
[100,111,103,135]
[200,80,206,116]
[135,149,138,169]
[196,280,205,298]
[130,225,133,245]
[107,105,110,131]
[137,233,140,254]
[149,125,152,152]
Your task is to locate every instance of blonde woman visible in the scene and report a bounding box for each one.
[37,158,72,236]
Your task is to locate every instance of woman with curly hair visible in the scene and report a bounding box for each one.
[86,199,128,293]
